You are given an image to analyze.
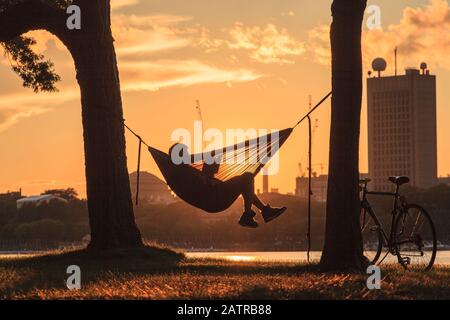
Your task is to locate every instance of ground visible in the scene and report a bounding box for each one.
[0,247,449,299]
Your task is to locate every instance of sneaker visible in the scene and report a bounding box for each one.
[238,210,258,228]
[262,205,287,223]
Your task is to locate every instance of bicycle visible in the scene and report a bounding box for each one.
[359,176,437,271]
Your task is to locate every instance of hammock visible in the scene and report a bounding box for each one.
[148,128,292,212]
[128,91,332,213]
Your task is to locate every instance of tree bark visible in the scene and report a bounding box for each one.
[69,1,142,250]
[0,0,143,250]
[320,0,368,270]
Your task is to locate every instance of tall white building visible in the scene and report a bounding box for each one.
[367,61,438,191]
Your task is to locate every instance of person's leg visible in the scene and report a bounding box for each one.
[240,173,287,223]
[225,173,258,228]
[240,173,265,211]
[252,194,265,211]
[242,188,253,213]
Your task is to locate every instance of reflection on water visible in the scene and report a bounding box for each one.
[226,255,256,262]
[187,251,320,263]
[187,250,450,265]
[2,250,449,265]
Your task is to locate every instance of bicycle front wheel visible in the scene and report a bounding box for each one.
[360,206,383,265]
[393,204,437,271]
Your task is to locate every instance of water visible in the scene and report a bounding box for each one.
[186,250,450,265]
[2,250,450,265]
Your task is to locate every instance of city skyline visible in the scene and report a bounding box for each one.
[1,0,449,197]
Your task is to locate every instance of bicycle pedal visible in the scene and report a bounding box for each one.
[400,257,411,265]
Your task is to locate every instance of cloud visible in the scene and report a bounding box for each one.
[226,23,306,64]
[111,0,140,10]
[0,13,196,59]
[308,0,450,71]
[0,12,267,129]
[196,22,305,64]
[110,15,263,91]
[281,11,295,17]
[0,107,51,132]
[365,0,450,70]
[120,60,262,92]
[0,90,78,132]
[307,24,330,67]
[113,14,196,56]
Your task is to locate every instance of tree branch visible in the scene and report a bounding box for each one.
[0,0,68,43]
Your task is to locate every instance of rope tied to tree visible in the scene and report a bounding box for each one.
[120,92,332,259]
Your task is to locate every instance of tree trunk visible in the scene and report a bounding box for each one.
[0,1,143,250]
[320,0,368,270]
[68,2,142,250]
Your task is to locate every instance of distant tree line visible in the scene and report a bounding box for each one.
[0,185,449,250]
[41,188,79,201]
[367,184,450,244]
[0,189,89,250]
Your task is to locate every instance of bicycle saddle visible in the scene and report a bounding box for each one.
[388,176,410,186]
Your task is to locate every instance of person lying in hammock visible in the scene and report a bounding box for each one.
[169,143,287,228]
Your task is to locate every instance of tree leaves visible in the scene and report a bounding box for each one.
[0,0,72,13]
[0,0,72,92]
[1,36,61,92]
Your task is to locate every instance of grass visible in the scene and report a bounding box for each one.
[0,247,449,300]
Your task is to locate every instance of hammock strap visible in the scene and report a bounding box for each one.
[293,91,332,128]
[135,137,142,205]
[307,115,312,262]
[124,121,150,148]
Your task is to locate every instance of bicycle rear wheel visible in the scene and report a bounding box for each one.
[360,206,383,265]
[394,204,437,271]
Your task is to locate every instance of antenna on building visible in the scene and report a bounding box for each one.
[298,162,305,177]
[420,62,428,75]
[372,58,387,78]
[395,47,398,76]
[195,100,206,150]
[195,100,204,125]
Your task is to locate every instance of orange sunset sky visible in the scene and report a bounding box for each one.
[1,0,449,197]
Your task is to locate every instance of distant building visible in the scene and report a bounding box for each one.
[16,194,68,209]
[129,171,175,205]
[0,189,22,202]
[262,168,269,194]
[438,176,450,186]
[367,62,438,191]
[296,173,369,202]
[295,174,328,202]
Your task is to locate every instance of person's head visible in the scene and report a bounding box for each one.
[169,143,190,165]
[202,162,220,178]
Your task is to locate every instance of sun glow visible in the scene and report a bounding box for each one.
[225,255,256,262]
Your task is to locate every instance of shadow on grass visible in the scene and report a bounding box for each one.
[0,245,184,294]
[0,246,325,275]
[0,245,184,271]
[0,246,324,295]
[1,248,450,299]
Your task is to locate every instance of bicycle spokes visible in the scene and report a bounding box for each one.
[359,178,436,271]
[394,205,437,271]
[360,208,383,265]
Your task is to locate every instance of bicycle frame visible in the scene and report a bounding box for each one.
[360,182,407,251]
